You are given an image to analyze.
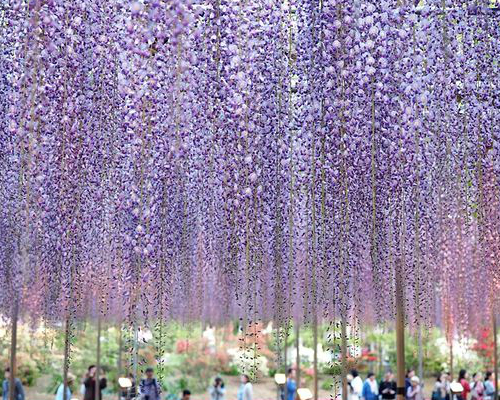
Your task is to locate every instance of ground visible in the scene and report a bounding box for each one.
[25,375,434,400]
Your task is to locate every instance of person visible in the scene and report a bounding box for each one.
[361,372,378,400]
[380,371,397,400]
[406,370,416,400]
[407,377,423,400]
[458,370,471,400]
[83,365,107,400]
[237,374,253,400]
[285,369,297,400]
[55,374,75,400]
[181,390,191,400]
[2,368,25,400]
[471,373,484,400]
[444,372,452,400]
[350,370,364,400]
[433,373,450,400]
[484,372,495,400]
[139,368,161,400]
[210,377,225,400]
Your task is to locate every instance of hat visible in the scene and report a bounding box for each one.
[411,376,420,384]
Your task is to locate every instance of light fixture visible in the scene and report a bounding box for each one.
[275,374,286,385]
[297,388,313,400]
[118,377,133,389]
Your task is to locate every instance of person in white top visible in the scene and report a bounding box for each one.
[237,375,253,400]
[350,370,364,400]
[407,377,424,400]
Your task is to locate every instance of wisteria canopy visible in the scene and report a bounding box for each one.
[0,0,499,337]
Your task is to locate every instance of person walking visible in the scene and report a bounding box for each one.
[471,373,484,400]
[433,373,449,400]
[209,377,225,400]
[139,368,161,400]
[2,368,25,400]
[285,369,297,400]
[484,372,495,400]
[83,365,107,400]
[350,370,364,400]
[55,374,75,400]
[380,372,397,400]
[406,370,416,400]
[407,377,423,400]
[458,370,471,400]
[361,373,378,400]
[237,375,253,400]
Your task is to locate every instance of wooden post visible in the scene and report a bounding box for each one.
[96,317,102,400]
[449,340,453,381]
[493,310,498,400]
[341,315,348,400]
[296,323,301,387]
[133,323,139,389]
[417,326,423,383]
[118,325,123,400]
[9,301,19,400]
[396,272,405,400]
[379,326,384,377]
[313,316,318,400]
[284,321,289,400]
[63,318,71,400]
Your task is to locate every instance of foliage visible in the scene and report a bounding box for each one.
[471,327,494,370]
[0,321,58,386]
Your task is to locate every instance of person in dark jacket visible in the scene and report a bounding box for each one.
[83,365,107,400]
[139,368,161,400]
[380,372,397,400]
[2,368,25,400]
[405,370,415,400]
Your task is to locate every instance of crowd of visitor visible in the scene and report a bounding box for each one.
[345,368,497,400]
[1,364,499,400]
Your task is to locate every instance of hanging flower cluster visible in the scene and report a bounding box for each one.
[0,0,499,342]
